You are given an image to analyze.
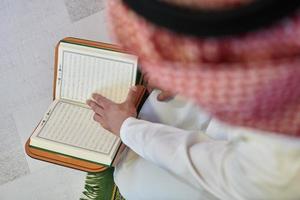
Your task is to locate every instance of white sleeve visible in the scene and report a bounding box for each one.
[120,117,300,200]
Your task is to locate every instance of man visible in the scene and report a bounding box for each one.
[87,0,300,199]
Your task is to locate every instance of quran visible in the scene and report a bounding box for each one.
[26,38,146,171]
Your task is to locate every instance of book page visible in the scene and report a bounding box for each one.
[56,42,138,104]
[35,100,119,155]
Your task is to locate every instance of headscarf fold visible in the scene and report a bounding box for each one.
[107,0,300,136]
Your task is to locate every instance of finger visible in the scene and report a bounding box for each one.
[126,86,138,105]
[93,113,103,123]
[92,93,111,106]
[157,91,175,101]
[93,114,109,130]
[87,100,104,115]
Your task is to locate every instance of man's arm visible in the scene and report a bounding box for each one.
[120,117,300,200]
[87,88,300,200]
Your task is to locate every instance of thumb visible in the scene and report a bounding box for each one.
[126,86,138,105]
[157,91,174,101]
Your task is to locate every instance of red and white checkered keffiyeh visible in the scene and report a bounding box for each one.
[107,0,300,137]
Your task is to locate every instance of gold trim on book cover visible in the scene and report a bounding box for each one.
[25,139,107,172]
[28,144,112,167]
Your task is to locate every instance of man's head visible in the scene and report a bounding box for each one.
[107,0,300,136]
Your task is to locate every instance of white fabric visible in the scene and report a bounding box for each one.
[114,90,300,200]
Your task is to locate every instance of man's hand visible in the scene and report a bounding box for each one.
[86,86,138,137]
[156,90,174,101]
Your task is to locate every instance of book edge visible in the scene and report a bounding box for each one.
[28,37,145,171]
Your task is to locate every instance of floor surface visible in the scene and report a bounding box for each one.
[0,0,112,199]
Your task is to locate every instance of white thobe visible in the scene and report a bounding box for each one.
[114,90,300,200]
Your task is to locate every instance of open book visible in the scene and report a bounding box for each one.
[27,38,145,169]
